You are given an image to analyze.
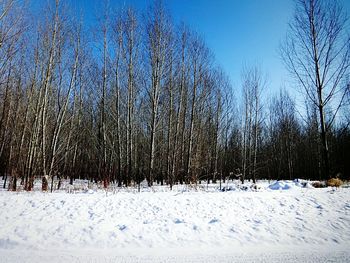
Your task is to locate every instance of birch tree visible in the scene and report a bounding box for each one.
[146,1,172,186]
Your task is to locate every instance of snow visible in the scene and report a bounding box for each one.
[267,179,315,190]
[0,180,350,262]
[268,180,292,190]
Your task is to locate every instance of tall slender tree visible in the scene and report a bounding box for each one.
[281,0,350,179]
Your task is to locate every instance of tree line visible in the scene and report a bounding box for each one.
[0,0,349,191]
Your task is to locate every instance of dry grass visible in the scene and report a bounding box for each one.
[326,178,343,187]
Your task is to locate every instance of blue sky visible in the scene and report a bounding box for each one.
[44,0,350,97]
[164,0,295,94]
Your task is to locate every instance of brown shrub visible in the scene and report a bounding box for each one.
[326,178,343,187]
[312,181,326,188]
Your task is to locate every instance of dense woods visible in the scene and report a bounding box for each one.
[0,0,349,191]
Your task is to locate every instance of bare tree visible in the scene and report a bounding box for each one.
[171,24,189,186]
[281,0,350,179]
[268,90,300,180]
[186,34,211,183]
[146,1,172,186]
[241,66,265,183]
[124,7,139,186]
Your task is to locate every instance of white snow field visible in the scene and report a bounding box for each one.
[0,180,350,262]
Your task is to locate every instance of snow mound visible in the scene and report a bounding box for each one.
[268,181,293,190]
[268,180,314,190]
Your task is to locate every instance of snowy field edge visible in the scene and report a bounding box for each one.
[1,180,349,262]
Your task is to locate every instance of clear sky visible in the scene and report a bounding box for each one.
[54,0,350,97]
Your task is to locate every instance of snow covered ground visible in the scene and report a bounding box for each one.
[0,180,350,262]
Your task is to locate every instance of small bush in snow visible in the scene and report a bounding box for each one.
[326,178,343,187]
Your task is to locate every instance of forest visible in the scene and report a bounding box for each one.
[0,0,349,192]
